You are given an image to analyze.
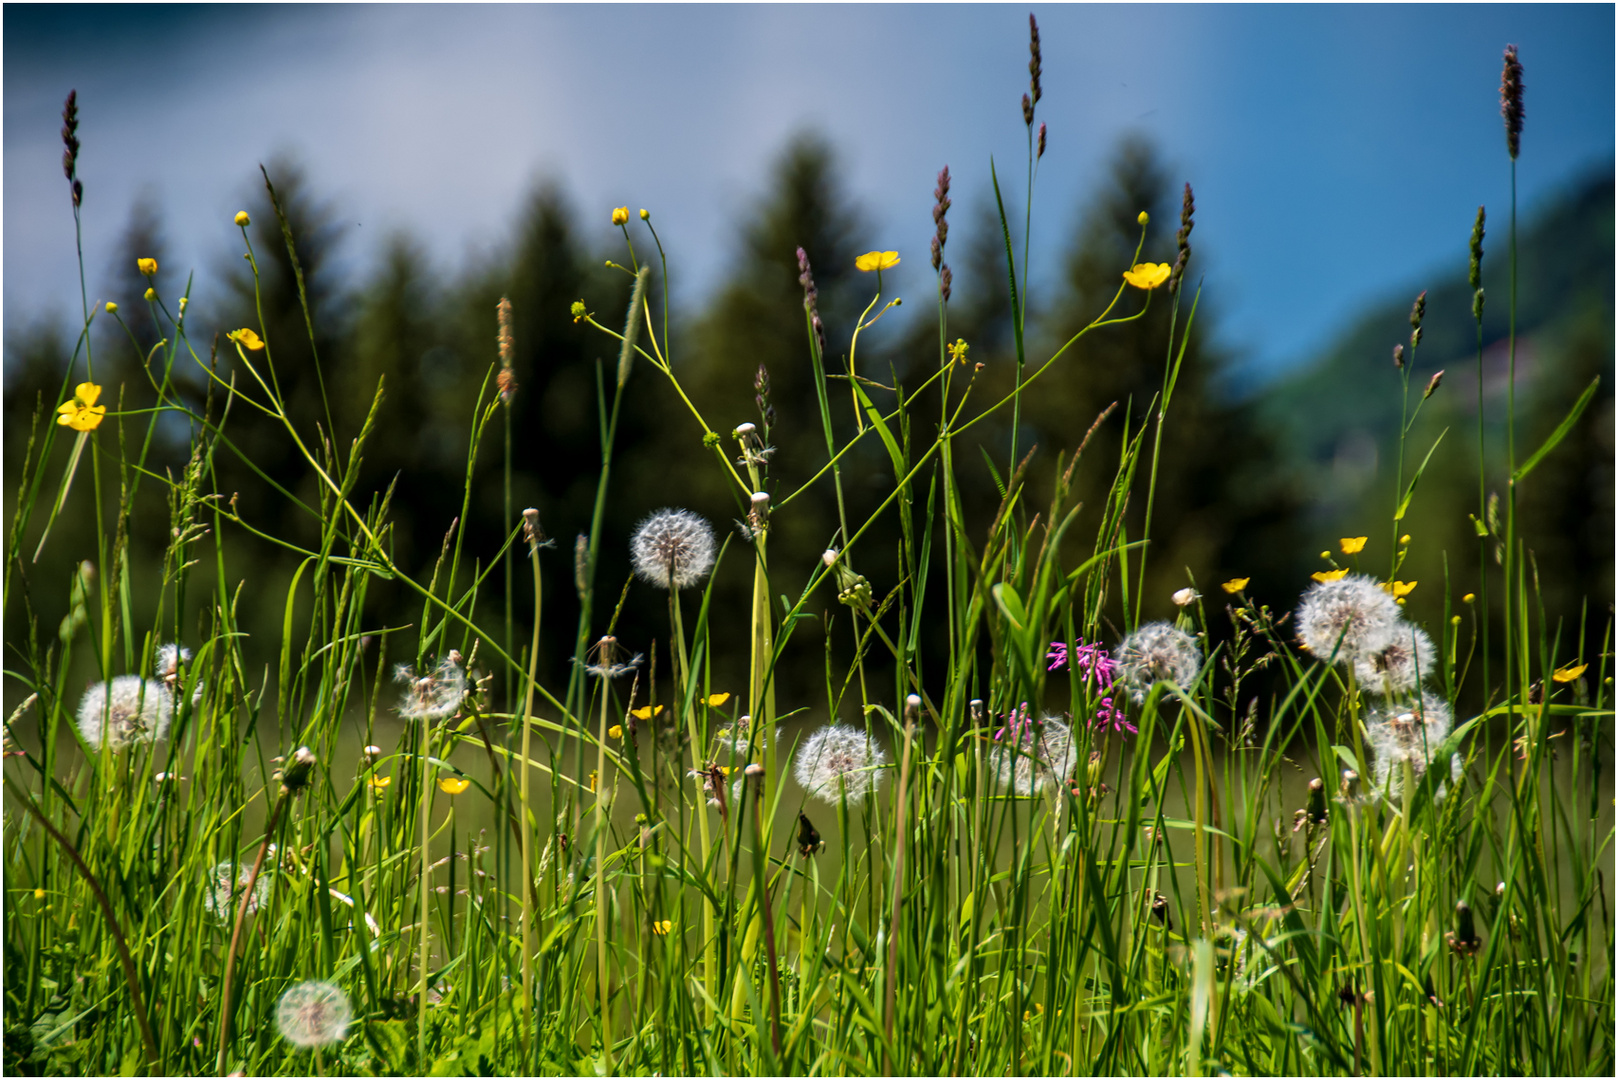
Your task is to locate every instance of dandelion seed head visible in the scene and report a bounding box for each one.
[275,980,351,1048]
[991,714,1078,796]
[1114,622,1202,704]
[393,658,466,720]
[1295,574,1401,664]
[1364,691,1461,800]
[75,675,173,750]
[1352,623,1436,695]
[203,860,269,922]
[794,724,886,803]
[630,508,716,591]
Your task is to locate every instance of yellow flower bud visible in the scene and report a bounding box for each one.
[611,207,629,226]
[1462,593,1475,603]
[137,257,157,277]
[1399,534,1411,544]
[234,210,250,227]
[1451,615,1462,625]
[34,888,45,900]
[639,208,650,220]
[104,301,118,314]
[1137,211,1149,226]
[143,287,155,301]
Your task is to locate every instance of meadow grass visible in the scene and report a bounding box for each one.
[3,34,1612,1077]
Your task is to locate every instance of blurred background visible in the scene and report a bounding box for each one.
[4,4,1612,725]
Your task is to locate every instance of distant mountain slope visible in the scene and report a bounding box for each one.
[1261,168,1613,475]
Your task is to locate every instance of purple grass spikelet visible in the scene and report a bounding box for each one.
[1500,45,1524,160]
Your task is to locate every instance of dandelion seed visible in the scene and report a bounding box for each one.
[794,724,886,803]
[394,657,466,719]
[275,980,351,1048]
[1363,690,1461,800]
[55,381,107,431]
[203,860,269,923]
[1295,574,1401,663]
[991,712,1078,796]
[1352,623,1436,696]
[1114,622,1202,704]
[75,675,173,750]
[1122,262,1170,290]
[578,635,643,680]
[629,508,716,591]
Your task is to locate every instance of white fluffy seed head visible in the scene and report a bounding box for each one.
[992,715,1078,796]
[275,980,352,1047]
[1115,622,1202,704]
[793,724,886,803]
[203,860,269,922]
[75,675,173,750]
[1364,690,1460,799]
[393,658,466,720]
[156,642,204,705]
[1353,623,1436,695]
[1296,574,1401,663]
[630,508,717,591]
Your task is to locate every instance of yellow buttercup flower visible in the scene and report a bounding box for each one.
[438,777,471,795]
[228,328,265,351]
[631,704,665,721]
[947,338,970,364]
[1381,580,1418,599]
[1310,569,1349,583]
[855,250,900,272]
[651,919,674,936]
[368,775,392,791]
[611,207,629,226]
[1552,663,1588,684]
[1462,593,1476,603]
[608,724,623,739]
[137,257,158,277]
[704,692,731,708]
[1221,577,1250,594]
[1340,536,1368,555]
[588,770,599,792]
[55,382,107,431]
[1122,262,1171,290]
[234,210,251,226]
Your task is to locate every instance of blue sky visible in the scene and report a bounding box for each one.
[5,4,1612,382]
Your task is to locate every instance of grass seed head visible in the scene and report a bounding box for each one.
[630,508,716,591]
[1500,44,1524,159]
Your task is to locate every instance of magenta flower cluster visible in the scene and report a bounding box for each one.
[1047,639,1132,734]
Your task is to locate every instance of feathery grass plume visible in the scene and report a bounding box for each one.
[992,711,1078,795]
[1352,623,1435,696]
[203,859,271,923]
[630,508,716,591]
[496,296,517,403]
[1500,44,1524,159]
[796,246,827,358]
[618,264,649,389]
[1114,622,1202,704]
[1023,13,1043,126]
[61,90,82,207]
[1295,573,1401,663]
[275,980,352,1048]
[794,724,887,803]
[394,657,466,720]
[1363,690,1462,799]
[75,676,173,750]
[754,362,776,430]
[1169,182,1195,292]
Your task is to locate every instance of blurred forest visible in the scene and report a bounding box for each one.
[4,132,1612,725]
